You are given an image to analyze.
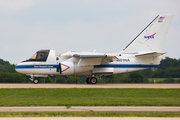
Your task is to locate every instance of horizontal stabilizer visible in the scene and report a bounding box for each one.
[135,52,166,57]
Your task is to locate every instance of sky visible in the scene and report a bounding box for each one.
[0,0,180,64]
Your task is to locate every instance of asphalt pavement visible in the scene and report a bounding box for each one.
[0,84,180,88]
[0,117,180,120]
[0,106,180,112]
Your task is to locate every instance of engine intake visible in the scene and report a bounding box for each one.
[60,62,74,75]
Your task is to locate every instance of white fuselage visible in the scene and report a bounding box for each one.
[15,50,161,77]
[15,14,173,84]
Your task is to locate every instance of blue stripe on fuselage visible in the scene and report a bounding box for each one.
[15,64,159,69]
[94,64,159,68]
[15,65,59,69]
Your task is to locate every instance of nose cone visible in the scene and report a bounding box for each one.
[15,64,19,73]
[15,62,31,74]
[15,63,22,73]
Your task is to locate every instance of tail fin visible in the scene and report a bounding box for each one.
[123,14,173,53]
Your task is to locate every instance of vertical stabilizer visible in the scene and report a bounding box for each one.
[123,14,173,53]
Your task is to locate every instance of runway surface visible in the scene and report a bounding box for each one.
[1,84,179,120]
[1,106,180,112]
[0,117,180,120]
[0,84,180,88]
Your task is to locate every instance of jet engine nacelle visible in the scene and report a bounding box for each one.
[60,62,93,75]
[61,62,74,75]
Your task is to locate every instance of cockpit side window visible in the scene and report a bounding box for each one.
[36,52,49,61]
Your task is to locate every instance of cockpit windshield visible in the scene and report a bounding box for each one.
[30,53,37,59]
[24,50,50,62]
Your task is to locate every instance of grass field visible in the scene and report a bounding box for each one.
[0,88,180,106]
[0,112,180,117]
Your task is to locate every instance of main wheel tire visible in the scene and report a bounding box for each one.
[86,77,91,84]
[90,77,97,84]
[33,79,39,84]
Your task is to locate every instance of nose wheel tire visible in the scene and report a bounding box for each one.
[90,77,97,84]
[33,79,39,84]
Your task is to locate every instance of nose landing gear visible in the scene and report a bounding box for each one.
[30,76,39,84]
[33,79,39,84]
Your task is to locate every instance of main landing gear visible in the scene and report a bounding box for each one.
[86,77,98,84]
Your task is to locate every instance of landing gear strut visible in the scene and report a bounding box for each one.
[86,77,98,84]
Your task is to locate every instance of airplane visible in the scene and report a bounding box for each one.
[15,14,173,84]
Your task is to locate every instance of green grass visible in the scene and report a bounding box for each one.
[0,88,180,106]
[0,112,180,117]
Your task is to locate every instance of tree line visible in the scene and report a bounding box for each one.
[138,57,180,78]
[0,59,16,73]
[0,57,180,83]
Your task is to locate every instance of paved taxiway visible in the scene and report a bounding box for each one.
[0,84,180,88]
[1,84,179,120]
[0,117,180,120]
[0,106,180,112]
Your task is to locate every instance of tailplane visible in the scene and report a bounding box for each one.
[123,14,173,53]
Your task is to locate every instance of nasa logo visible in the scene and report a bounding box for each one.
[144,33,156,42]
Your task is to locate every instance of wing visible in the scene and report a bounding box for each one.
[73,54,118,66]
